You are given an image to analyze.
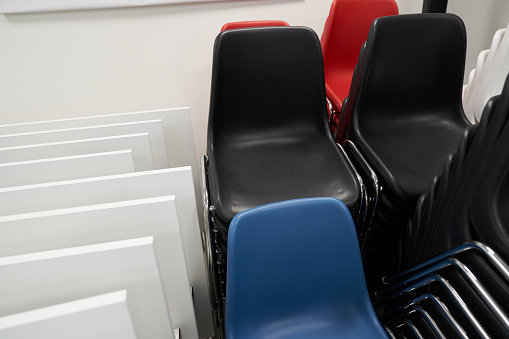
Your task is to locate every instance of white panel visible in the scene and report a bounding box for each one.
[0,107,197,185]
[0,196,197,339]
[0,167,209,337]
[0,290,138,339]
[0,108,202,229]
[0,120,168,169]
[0,133,154,172]
[0,237,175,339]
[0,150,135,188]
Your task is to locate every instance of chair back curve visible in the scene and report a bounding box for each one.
[208,26,330,145]
[207,26,361,222]
[221,20,289,31]
[350,13,469,200]
[225,197,388,339]
[321,0,398,111]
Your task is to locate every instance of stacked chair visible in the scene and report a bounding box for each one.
[320,0,398,133]
[374,75,509,338]
[335,13,471,289]
[398,74,509,271]
[225,198,388,339]
[203,26,364,336]
[205,8,509,339]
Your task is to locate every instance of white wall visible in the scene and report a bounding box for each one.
[0,0,421,162]
[448,0,509,81]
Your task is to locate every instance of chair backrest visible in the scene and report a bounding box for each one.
[221,20,289,31]
[321,0,398,98]
[208,27,331,150]
[335,42,367,142]
[351,13,466,132]
[467,76,509,263]
[225,197,388,339]
[422,0,448,13]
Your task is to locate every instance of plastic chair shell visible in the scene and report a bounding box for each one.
[221,20,289,31]
[207,27,360,223]
[321,0,398,113]
[225,198,388,339]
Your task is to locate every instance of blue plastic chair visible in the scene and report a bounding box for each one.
[225,197,388,339]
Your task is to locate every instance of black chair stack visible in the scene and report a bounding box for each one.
[336,14,471,288]
[203,26,363,335]
[373,74,509,338]
[397,74,509,270]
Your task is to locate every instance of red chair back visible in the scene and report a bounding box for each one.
[221,20,289,31]
[321,0,398,114]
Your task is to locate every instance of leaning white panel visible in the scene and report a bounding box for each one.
[0,120,168,169]
[0,196,197,339]
[0,167,210,338]
[0,108,203,238]
[0,150,135,188]
[0,290,138,339]
[0,237,175,339]
[0,107,197,191]
[0,133,154,171]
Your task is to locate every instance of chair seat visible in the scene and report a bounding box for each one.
[355,116,467,201]
[208,136,360,222]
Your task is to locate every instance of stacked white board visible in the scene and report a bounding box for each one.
[0,195,198,339]
[0,120,168,169]
[0,107,200,216]
[0,133,155,171]
[0,237,175,339]
[0,150,135,188]
[0,290,138,339]
[0,107,212,338]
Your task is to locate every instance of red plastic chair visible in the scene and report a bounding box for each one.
[221,20,289,32]
[321,0,398,131]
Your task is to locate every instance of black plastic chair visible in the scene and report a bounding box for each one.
[207,26,360,224]
[205,26,362,330]
[468,96,509,263]
[419,91,507,264]
[344,14,470,286]
[349,13,469,206]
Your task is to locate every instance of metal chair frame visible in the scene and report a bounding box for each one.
[343,140,381,253]
[381,293,468,338]
[385,305,446,338]
[380,274,489,338]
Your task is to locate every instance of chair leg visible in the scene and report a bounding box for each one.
[343,140,381,256]
[201,156,226,339]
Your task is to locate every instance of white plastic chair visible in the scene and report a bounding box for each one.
[463,49,489,122]
[465,24,509,122]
